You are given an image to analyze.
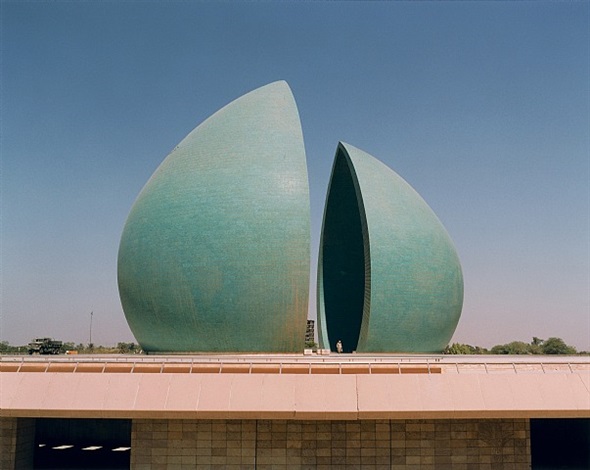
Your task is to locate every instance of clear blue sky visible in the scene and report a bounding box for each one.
[2,2,588,350]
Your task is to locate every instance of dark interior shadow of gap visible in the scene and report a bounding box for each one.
[318,143,371,353]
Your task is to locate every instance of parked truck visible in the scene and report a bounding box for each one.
[28,338,63,355]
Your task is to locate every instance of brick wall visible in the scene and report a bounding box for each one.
[0,417,35,470]
[131,419,255,469]
[131,418,530,470]
[0,418,17,470]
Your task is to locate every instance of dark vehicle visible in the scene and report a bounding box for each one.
[28,338,63,355]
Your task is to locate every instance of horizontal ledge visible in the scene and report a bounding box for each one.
[3,409,589,420]
[0,362,443,374]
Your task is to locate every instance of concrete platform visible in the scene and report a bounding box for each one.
[1,355,588,420]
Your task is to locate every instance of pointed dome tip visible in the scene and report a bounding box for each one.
[262,80,292,92]
[250,80,295,103]
[337,141,358,155]
[242,81,293,101]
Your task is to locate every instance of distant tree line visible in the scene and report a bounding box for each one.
[445,337,585,355]
[0,340,140,355]
[62,342,140,354]
[0,341,28,354]
[0,337,585,355]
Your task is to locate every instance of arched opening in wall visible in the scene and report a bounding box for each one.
[34,418,131,469]
[319,146,368,353]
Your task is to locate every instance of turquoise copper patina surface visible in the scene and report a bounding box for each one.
[317,142,463,353]
[118,81,310,352]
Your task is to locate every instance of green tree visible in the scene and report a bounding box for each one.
[490,344,508,354]
[528,337,543,354]
[444,343,488,354]
[0,341,27,354]
[490,337,578,355]
[304,341,318,351]
[490,341,531,355]
[117,342,137,354]
[445,343,473,354]
[541,337,576,355]
[508,341,532,354]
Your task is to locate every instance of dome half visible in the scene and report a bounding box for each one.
[317,142,463,353]
[118,81,311,353]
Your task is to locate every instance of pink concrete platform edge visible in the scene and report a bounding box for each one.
[1,355,588,420]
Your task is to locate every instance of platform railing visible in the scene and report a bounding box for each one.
[1,354,588,375]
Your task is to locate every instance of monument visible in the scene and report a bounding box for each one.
[118,82,310,352]
[118,82,463,353]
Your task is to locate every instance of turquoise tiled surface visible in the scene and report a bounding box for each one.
[318,142,463,353]
[118,82,310,352]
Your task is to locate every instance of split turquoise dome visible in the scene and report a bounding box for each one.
[118,81,463,353]
[118,81,310,352]
[317,143,464,353]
